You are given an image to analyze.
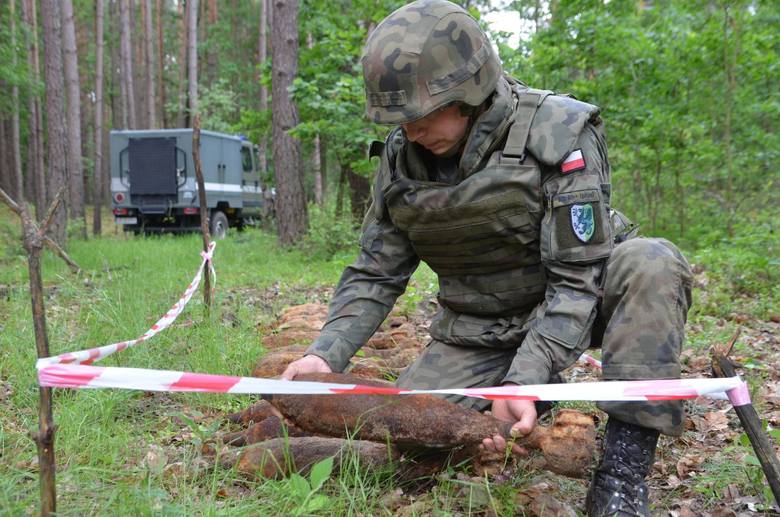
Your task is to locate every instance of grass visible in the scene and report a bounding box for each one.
[0,208,447,516]
[1,205,777,515]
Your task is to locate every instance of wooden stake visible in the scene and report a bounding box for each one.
[191,115,212,313]
[0,186,80,516]
[711,338,780,505]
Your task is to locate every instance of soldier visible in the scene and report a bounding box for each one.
[282,1,693,514]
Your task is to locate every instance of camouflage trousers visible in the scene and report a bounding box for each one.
[395,237,693,436]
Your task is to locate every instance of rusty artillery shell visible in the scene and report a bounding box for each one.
[265,372,511,450]
[224,436,397,480]
[222,415,309,447]
[225,399,279,425]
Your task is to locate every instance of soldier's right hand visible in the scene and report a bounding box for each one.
[280,354,333,381]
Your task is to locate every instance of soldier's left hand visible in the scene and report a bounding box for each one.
[481,382,537,456]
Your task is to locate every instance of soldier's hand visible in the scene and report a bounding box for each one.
[280,354,333,381]
[481,384,537,456]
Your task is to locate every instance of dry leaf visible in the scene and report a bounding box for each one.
[676,454,704,478]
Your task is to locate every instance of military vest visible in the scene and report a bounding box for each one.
[382,85,601,321]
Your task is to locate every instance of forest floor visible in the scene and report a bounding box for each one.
[1,222,778,515]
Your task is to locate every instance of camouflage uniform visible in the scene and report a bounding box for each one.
[306,0,693,439]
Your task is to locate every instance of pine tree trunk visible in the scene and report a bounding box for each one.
[187,0,199,120]
[155,0,165,127]
[0,120,8,195]
[207,0,218,84]
[62,0,86,238]
[10,0,24,203]
[41,0,68,247]
[143,0,156,128]
[120,0,136,128]
[22,0,46,218]
[93,0,105,236]
[257,0,269,179]
[347,164,370,221]
[306,32,323,206]
[272,0,307,245]
[176,1,187,127]
[132,1,146,128]
[319,135,327,199]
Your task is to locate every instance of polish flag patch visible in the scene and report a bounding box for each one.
[561,149,586,174]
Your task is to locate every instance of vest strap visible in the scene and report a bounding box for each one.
[502,88,553,161]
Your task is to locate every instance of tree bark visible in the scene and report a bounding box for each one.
[207,0,218,84]
[187,0,199,121]
[155,0,165,127]
[41,0,69,245]
[132,0,145,128]
[346,163,370,221]
[22,0,46,218]
[119,0,136,128]
[257,0,269,179]
[62,0,86,238]
[722,5,738,238]
[10,0,24,203]
[143,0,156,128]
[192,115,212,312]
[272,0,307,245]
[0,120,8,196]
[306,32,323,207]
[176,0,187,127]
[93,0,106,236]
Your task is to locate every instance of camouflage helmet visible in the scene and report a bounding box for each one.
[362,0,502,125]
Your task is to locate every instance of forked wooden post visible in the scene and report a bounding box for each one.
[711,332,780,505]
[192,115,212,313]
[0,186,80,516]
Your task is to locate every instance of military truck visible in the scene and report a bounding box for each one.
[109,128,272,237]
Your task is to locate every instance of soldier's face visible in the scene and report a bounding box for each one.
[401,105,470,156]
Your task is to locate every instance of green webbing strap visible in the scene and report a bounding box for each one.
[502,88,553,160]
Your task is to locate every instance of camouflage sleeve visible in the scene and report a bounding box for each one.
[503,122,613,386]
[306,139,420,372]
[305,215,419,372]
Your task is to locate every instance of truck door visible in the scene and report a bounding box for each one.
[241,144,262,215]
[199,133,223,209]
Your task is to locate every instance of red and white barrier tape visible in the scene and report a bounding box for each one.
[36,242,216,369]
[36,362,750,405]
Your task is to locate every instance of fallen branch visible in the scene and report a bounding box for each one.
[711,337,780,505]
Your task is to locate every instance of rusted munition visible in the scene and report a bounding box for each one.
[221,436,397,480]
[226,399,280,425]
[265,373,596,477]
[221,415,309,447]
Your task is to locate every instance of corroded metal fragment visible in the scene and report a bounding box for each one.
[224,436,397,480]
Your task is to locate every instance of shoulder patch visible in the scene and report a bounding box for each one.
[561,149,586,174]
[571,203,595,242]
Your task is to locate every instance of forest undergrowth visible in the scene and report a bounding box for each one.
[0,210,778,516]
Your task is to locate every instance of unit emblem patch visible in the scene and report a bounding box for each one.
[561,148,586,174]
[571,203,595,243]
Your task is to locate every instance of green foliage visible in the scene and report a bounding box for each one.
[498,0,780,249]
[690,223,779,318]
[198,79,239,133]
[286,456,334,514]
[301,201,360,260]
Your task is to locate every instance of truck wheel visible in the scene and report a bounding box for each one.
[211,211,229,239]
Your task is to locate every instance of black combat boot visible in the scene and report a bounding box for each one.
[585,418,660,516]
